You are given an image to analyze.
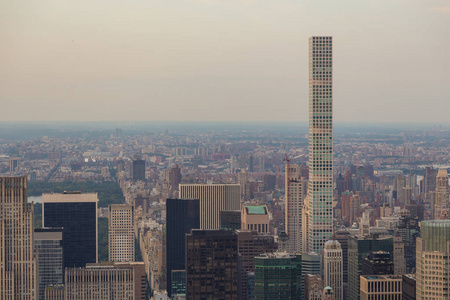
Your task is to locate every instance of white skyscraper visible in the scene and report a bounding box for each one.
[307,36,334,252]
[285,163,307,253]
[109,204,135,262]
[179,183,240,229]
[324,239,343,300]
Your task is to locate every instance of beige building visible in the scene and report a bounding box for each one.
[323,239,343,300]
[435,169,449,219]
[416,219,450,300]
[109,204,135,262]
[65,262,146,300]
[393,234,406,275]
[241,205,270,233]
[0,175,37,300]
[360,275,402,300]
[179,183,240,229]
[285,163,307,253]
[305,274,324,300]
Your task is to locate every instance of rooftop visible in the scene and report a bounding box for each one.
[245,205,267,215]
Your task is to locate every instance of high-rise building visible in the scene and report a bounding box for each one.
[170,165,182,193]
[334,229,350,284]
[34,228,64,300]
[396,215,420,273]
[179,183,240,230]
[285,163,307,253]
[307,36,334,253]
[361,251,394,276]
[301,252,321,299]
[236,230,278,300]
[0,175,37,299]
[42,192,98,268]
[435,169,449,219]
[348,235,393,300]
[220,210,241,230]
[424,167,438,194]
[305,274,323,300]
[360,275,402,300]
[241,205,270,233]
[323,287,334,300]
[416,219,450,300]
[254,252,301,300]
[108,204,134,262]
[132,158,146,181]
[9,157,20,172]
[64,262,146,300]
[402,274,416,300]
[171,270,186,297]
[166,198,200,297]
[323,239,343,300]
[393,235,406,275]
[185,230,238,299]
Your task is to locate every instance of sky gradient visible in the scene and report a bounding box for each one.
[1,0,449,123]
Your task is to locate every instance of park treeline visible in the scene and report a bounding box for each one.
[28,181,124,207]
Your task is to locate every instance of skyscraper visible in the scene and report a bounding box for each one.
[397,215,420,273]
[254,252,301,300]
[34,228,64,300]
[285,163,307,253]
[132,158,146,181]
[323,239,343,300]
[185,230,238,299]
[307,36,334,252]
[0,175,37,299]
[179,183,240,229]
[416,220,450,300]
[236,230,278,300]
[348,235,393,300]
[42,192,98,268]
[435,169,449,219]
[166,198,200,297]
[108,204,135,262]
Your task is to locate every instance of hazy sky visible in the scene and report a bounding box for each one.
[1,0,449,123]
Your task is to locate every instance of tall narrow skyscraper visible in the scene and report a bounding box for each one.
[109,204,135,262]
[307,36,334,252]
[323,239,343,300]
[285,163,307,253]
[0,176,37,299]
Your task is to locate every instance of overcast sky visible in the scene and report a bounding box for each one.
[1,0,449,123]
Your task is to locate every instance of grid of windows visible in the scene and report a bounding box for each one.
[307,36,333,253]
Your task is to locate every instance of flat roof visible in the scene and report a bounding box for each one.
[245,205,267,215]
[42,193,98,203]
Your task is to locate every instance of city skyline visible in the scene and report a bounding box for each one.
[2,0,449,123]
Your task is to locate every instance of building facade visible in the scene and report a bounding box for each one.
[34,228,64,300]
[254,253,301,300]
[185,230,238,299]
[108,204,134,262]
[166,198,200,297]
[0,175,37,299]
[241,205,270,233]
[348,235,393,300]
[179,183,240,230]
[360,275,402,300]
[323,239,343,300]
[65,262,146,300]
[416,220,450,300]
[236,230,278,300]
[42,192,98,268]
[285,163,307,253]
[307,36,334,252]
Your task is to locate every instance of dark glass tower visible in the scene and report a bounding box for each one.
[42,192,98,268]
[397,215,420,273]
[186,230,238,299]
[132,158,146,181]
[166,198,200,297]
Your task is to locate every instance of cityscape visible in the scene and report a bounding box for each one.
[2,1,450,300]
